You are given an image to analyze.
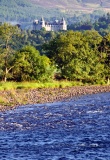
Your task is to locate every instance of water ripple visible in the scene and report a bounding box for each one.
[0,92,110,159]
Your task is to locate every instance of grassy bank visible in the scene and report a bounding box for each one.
[0,81,84,90]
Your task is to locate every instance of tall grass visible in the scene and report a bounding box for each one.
[0,81,84,90]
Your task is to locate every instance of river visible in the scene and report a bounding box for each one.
[0,92,110,160]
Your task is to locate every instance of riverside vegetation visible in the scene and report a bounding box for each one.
[0,21,110,110]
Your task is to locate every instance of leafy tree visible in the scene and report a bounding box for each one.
[44,30,106,83]
[0,23,21,81]
[12,46,55,82]
[27,30,58,54]
[83,30,102,49]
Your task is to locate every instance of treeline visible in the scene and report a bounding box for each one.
[68,13,110,36]
[0,23,110,84]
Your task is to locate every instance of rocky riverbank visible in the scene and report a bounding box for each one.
[0,85,110,112]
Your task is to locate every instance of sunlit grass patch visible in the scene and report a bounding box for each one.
[0,82,17,90]
[0,80,85,91]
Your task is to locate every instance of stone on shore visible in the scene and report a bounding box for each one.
[0,85,110,112]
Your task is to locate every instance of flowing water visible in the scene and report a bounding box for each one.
[0,92,110,160]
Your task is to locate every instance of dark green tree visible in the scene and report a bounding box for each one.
[98,34,110,84]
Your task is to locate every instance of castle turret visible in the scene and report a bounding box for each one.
[60,17,67,30]
[40,17,45,28]
[33,20,38,30]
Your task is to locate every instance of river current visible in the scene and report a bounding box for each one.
[0,92,110,160]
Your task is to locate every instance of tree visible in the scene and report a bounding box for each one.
[98,34,110,83]
[0,23,21,81]
[83,30,102,49]
[12,46,55,82]
[44,30,106,83]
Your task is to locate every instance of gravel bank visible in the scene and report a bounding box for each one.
[0,85,110,112]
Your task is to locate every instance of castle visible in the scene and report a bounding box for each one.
[33,17,67,31]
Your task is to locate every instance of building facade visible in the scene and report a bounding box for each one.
[33,17,67,31]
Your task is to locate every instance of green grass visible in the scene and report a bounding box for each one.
[0,79,108,91]
[0,80,84,90]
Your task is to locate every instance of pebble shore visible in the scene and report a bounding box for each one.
[0,85,110,112]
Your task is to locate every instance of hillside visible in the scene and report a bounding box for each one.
[30,0,110,12]
[0,0,66,23]
[0,0,110,26]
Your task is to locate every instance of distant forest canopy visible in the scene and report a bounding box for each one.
[68,12,110,36]
[0,0,109,29]
[0,0,64,23]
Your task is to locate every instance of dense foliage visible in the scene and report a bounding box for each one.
[68,13,110,36]
[0,23,55,82]
[44,30,109,83]
[0,23,110,84]
[12,46,55,82]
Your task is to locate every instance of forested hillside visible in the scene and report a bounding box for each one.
[68,12,110,36]
[30,0,110,10]
[0,0,64,23]
[0,0,110,26]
